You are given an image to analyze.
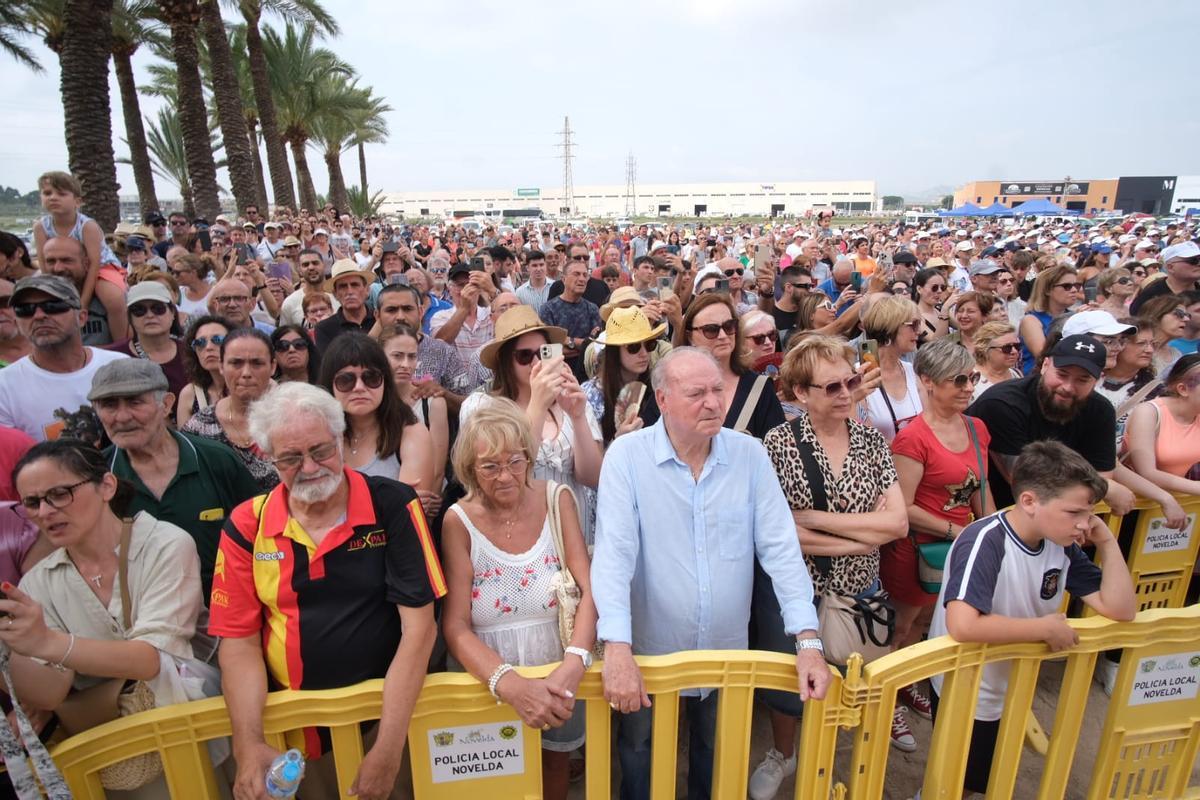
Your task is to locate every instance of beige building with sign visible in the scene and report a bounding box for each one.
[379,180,878,219]
[953,179,1119,214]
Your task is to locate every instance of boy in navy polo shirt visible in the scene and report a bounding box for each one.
[928,441,1136,796]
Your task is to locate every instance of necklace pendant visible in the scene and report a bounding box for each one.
[89,574,102,586]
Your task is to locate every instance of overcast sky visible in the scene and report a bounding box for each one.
[3,0,1198,202]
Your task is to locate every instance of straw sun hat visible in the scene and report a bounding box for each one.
[479,305,567,370]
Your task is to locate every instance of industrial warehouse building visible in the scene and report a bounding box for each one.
[378,180,878,220]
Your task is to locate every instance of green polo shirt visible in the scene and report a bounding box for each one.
[106,430,260,601]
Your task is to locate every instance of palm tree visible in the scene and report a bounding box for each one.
[0,5,42,70]
[349,89,390,204]
[261,23,352,214]
[122,107,225,218]
[112,0,165,216]
[345,185,384,219]
[226,24,267,209]
[308,82,389,216]
[157,0,221,222]
[228,0,338,213]
[60,0,121,228]
[197,0,256,215]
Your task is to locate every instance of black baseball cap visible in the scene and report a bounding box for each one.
[1048,334,1106,379]
[144,211,166,226]
[892,251,917,265]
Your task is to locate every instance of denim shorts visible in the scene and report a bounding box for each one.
[541,702,585,752]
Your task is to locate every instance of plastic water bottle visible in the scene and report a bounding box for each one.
[265,749,305,798]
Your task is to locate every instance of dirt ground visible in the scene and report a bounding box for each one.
[567,659,1200,799]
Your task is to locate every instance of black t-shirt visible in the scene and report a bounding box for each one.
[1129,277,1198,315]
[724,373,786,440]
[965,375,1115,508]
[771,304,798,344]
[314,307,376,353]
[548,276,611,308]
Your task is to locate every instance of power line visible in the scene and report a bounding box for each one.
[624,151,637,217]
[557,116,575,216]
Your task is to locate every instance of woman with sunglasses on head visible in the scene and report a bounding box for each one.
[911,268,950,345]
[320,333,434,494]
[3,440,209,777]
[884,339,992,750]
[581,306,664,446]
[792,292,851,338]
[182,328,279,491]
[270,324,319,384]
[1097,267,1136,319]
[859,296,924,442]
[461,306,603,544]
[1019,260,1080,374]
[176,315,232,428]
[1139,295,1191,376]
[104,282,188,398]
[676,293,784,440]
[971,321,1021,400]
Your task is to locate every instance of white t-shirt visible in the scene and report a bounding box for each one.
[0,349,129,441]
[929,511,1101,720]
[858,361,922,442]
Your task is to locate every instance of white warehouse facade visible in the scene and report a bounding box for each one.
[379,180,878,220]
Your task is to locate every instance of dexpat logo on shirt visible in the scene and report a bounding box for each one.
[254,551,286,562]
[348,530,387,551]
[1040,568,1062,600]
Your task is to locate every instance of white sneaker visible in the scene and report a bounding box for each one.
[1097,658,1119,697]
[748,747,796,800]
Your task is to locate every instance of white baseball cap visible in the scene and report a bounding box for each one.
[1062,310,1136,338]
[955,240,974,252]
[1161,241,1200,262]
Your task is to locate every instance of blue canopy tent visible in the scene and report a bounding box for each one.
[1010,198,1078,216]
[938,202,985,217]
[980,202,1014,217]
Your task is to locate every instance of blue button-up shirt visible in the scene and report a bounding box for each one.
[592,421,819,668]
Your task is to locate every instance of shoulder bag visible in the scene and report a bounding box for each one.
[545,481,603,660]
[733,374,769,435]
[914,417,988,594]
[54,518,164,790]
[790,419,894,666]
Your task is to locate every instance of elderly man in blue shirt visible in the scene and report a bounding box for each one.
[592,347,828,800]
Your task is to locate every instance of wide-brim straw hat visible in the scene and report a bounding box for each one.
[600,286,644,321]
[324,258,375,292]
[479,305,567,370]
[603,306,667,346]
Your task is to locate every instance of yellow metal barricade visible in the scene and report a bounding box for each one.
[1095,493,1200,613]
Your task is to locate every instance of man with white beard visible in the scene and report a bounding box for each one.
[209,382,446,800]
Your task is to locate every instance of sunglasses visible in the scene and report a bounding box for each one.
[807,374,863,397]
[623,340,654,355]
[13,299,74,318]
[1054,282,1084,292]
[1115,277,1132,285]
[569,254,590,262]
[723,268,744,277]
[1181,256,1200,266]
[788,282,813,290]
[191,334,226,350]
[129,301,170,317]
[333,367,385,393]
[274,338,307,352]
[926,284,947,292]
[1132,270,1147,277]
[945,372,982,388]
[988,343,1020,355]
[748,332,776,346]
[512,347,542,366]
[1172,308,1191,320]
[688,319,738,340]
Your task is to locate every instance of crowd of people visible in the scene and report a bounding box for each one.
[0,169,1193,799]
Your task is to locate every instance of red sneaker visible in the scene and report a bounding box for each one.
[898,683,932,720]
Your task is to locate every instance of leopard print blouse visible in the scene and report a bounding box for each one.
[763,413,899,596]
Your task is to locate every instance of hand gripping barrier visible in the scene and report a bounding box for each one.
[48,606,1200,799]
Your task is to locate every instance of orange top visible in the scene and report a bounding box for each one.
[1145,398,1200,477]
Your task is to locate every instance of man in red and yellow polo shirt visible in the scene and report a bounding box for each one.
[210,382,445,800]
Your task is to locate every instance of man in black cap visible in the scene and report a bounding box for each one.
[145,211,170,259]
[891,250,918,284]
[967,334,1120,510]
[90,359,259,603]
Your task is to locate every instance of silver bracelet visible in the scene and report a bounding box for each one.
[487,663,514,703]
[49,633,76,672]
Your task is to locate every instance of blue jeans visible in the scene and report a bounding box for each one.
[616,691,718,800]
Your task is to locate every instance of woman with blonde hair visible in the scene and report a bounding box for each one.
[971,321,1021,399]
[1019,259,1080,373]
[739,309,778,371]
[442,399,595,800]
[1097,267,1136,318]
[859,295,924,441]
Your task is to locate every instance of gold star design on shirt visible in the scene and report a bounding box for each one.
[943,470,980,512]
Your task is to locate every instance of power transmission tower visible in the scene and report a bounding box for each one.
[624,152,638,217]
[558,116,575,216]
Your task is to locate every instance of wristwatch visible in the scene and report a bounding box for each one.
[564,646,594,669]
[795,637,825,655]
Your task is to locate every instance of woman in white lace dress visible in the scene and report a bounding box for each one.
[458,306,603,545]
[441,399,596,800]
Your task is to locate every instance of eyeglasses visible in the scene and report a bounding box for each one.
[168,267,194,277]
[18,479,91,513]
[191,334,226,350]
[900,320,921,333]
[1094,336,1126,351]
[891,285,910,294]
[988,343,1020,355]
[213,295,249,305]
[129,301,170,318]
[688,319,738,340]
[723,268,744,277]
[13,299,74,318]
[271,441,339,472]
[476,454,529,481]
[747,332,776,346]
[274,338,307,353]
[513,347,542,366]
[807,374,863,397]
[945,372,982,388]
[333,367,385,393]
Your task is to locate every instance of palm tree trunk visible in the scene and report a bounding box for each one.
[60,0,120,230]
[243,14,295,212]
[113,48,159,216]
[246,116,268,211]
[358,140,368,199]
[324,149,349,216]
[180,175,195,220]
[199,0,256,216]
[289,137,318,214]
[163,6,221,222]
